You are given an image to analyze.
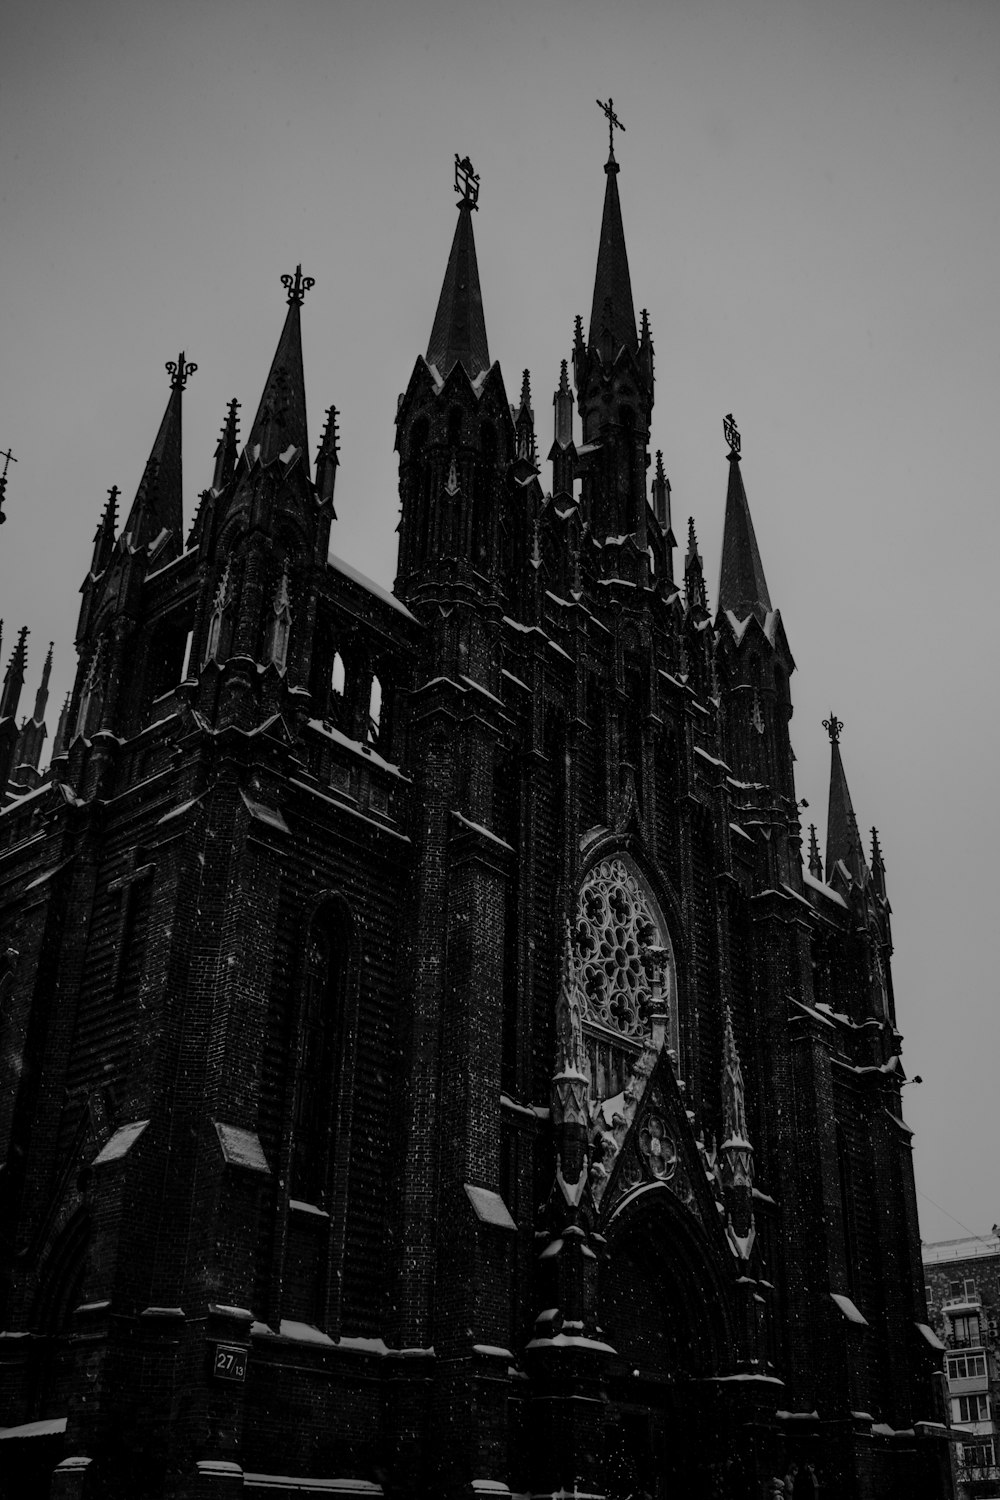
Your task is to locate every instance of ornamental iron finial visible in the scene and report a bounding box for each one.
[454,154,480,209]
[823,713,843,745]
[281,264,315,306]
[596,97,626,157]
[0,447,17,525]
[166,352,197,391]
[723,413,741,457]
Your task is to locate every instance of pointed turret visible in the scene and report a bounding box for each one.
[685,518,708,615]
[11,643,52,785]
[651,451,675,543]
[807,824,823,882]
[823,715,867,887]
[588,139,638,358]
[550,361,576,499]
[91,487,119,575]
[870,827,887,901]
[122,354,196,553]
[212,399,240,490]
[315,405,340,509]
[0,627,28,721]
[51,692,72,763]
[514,369,536,465]
[425,156,490,383]
[245,268,313,470]
[718,417,772,626]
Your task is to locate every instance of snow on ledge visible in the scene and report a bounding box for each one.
[916,1321,945,1351]
[802,869,848,908]
[831,1292,868,1326]
[278,1320,335,1346]
[327,552,417,622]
[0,1416,68,1440]
[244,1478,383,1495]
[214,1121,270,1174]
[465,1183,516,1230]
[93,1120,149,1165]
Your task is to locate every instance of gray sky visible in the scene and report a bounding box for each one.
[2,0,997,1246]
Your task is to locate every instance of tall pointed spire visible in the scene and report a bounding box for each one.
[588,104,637,358]
[718,416,772,625]
[31,642,52,724]
[122,355,196,552]
[514,369,536,464]
[807,824,823,882]
[426,156,490,383]
[315,405,340,508]
[823,715,867,886]
[52,692,72,762]
[246,268,313,469]
[870,827,887,900]
[11,643,52,784]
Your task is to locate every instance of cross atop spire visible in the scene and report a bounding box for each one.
[281,264,315,307]
[454,154,480,209]
[596,97,626,161]
[0,446,16,525]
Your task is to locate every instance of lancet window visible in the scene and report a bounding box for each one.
[574,855,676,1101]
[204,559,233,665]
[75,646,104,739]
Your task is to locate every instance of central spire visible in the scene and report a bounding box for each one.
[246,267,313,469]
[426,155,490,383]
[588,102,637,357]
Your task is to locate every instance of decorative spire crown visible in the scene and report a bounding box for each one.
[425,155,490,381]
[0,446,17,525]
[281,264,315,307]
[166,352,197,391]
[718,416,772,625]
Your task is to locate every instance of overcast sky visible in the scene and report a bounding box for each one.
[2,0,997,1246]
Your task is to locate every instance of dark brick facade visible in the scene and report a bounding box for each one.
[0,151,950,1499]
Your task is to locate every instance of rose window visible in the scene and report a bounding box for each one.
[574,856,675,1100]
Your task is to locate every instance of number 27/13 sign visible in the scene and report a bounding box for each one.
[213,1343,248,1383]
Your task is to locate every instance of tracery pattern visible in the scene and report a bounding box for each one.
[574,857,674,1098]
[575,858,660,1041]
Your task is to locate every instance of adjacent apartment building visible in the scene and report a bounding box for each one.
[924,1233,1000,1499]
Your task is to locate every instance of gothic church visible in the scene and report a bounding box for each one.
[0,134,950,1499]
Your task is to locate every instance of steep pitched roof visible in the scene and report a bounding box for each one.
[825,722,867,886]
[122,357,192,552]
[246,288,310,471]
[588,157,638,357]
[426,198,490,382]
[718,452,772,624]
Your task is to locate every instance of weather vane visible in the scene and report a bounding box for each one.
[166,353,197,390]
[723,413,741,456]
[454,154,480,209]
[282,265,315,306]
[0,447,17,525]
[596,97,625,156]
[822,714,843,745]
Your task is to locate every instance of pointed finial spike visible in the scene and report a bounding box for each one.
[558,359,570,395]
[520,368,532,407]
[823,713,843,745]
[687,516,698,555]
[655,450,665,484]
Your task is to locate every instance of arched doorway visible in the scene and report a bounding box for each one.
[600,1185,747,1499]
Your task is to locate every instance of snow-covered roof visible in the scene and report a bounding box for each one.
[93,1119,149,1165]
[327,552,417,621]
[213,1121,270,1174]
[465,1183,516,1230]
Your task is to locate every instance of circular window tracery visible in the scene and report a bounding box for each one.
[574,856,676,1099]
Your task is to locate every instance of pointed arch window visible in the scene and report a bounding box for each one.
[290,902,351,1205]
[573,854,677,1101]
[76,645,104,739]
[204,559,234,665]
[268,566,293,672]
[367,674,382,746]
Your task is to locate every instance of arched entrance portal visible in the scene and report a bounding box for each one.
[600,1185,750,1499]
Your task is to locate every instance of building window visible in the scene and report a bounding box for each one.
[205,560,233,664]
[950,1313,982,1348]
[367,674,382,745]
[960,1439,995,1471]
[953,1393,990,1424]
[948,1352,988,1380]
